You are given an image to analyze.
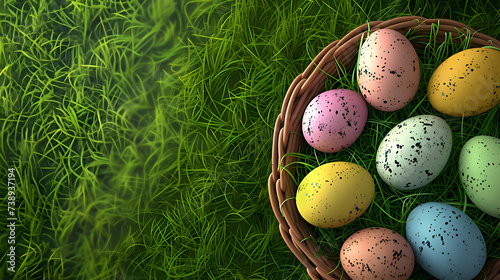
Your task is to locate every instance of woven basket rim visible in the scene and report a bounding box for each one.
[268,16,500,280]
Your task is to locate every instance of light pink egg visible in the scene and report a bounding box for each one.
[358,29,420,111]
[302,89,368,153]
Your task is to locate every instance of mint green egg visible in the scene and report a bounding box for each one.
[458,135,500,218]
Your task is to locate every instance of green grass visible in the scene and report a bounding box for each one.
[0,0,499,279]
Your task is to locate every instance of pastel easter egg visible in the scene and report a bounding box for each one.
[341,227,415,280]
[459,135,500,217]
[296,162,375,228]
[406,202,487,280]
[358,29,420,111]
[302,89,368,153]
[428,47,500,117]
[375,115,452,190]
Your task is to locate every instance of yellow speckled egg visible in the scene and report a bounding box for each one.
[428,47,500,117]
[296,162,375,228]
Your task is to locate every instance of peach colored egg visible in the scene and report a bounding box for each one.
[341,227,415,280]
[358,29,420,111]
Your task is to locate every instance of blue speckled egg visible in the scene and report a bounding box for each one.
[406,202,487,280]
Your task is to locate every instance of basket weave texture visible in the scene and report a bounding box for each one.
[268,16,500,280]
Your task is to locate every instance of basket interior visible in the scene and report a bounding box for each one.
[269,16,500,280]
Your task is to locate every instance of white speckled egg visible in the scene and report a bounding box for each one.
[406,202,487,280]
[459,135,500,218]
[341,227,415,280]
[302,89,368,153]
[358,29,420,111]
[375,115,452,190]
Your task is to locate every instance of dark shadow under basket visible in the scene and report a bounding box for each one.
[268,16,500,280]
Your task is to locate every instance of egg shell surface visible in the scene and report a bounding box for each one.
[376,115,452,190]
[358,28,420,111]
[302,89,368,153]
[459,135,500,218]
[406,202,487,280]
[296,162,374,228]
[341,227,415,280]
[428,47,500,117]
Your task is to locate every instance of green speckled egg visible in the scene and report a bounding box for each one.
[296,162,375,228]
[428,48,500,117]
[459,135,500,218]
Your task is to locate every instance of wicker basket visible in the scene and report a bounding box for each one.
[268,16,500,280]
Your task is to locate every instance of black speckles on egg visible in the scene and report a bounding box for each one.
[427,48,500,117]
[302,89,368,153]
[341,227,415,280]
[296,162,375,228]
[358,29,420,112]
[459,135,500,218]
[375,115,452,191]
[406,202,487,280]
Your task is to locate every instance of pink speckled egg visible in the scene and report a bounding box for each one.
[341,227,415,280]
[302,89,368,153]
[358,29,420,111]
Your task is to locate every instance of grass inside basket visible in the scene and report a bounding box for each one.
[289,23,500,279]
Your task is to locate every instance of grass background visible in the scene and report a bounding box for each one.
[0,0,499,279]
